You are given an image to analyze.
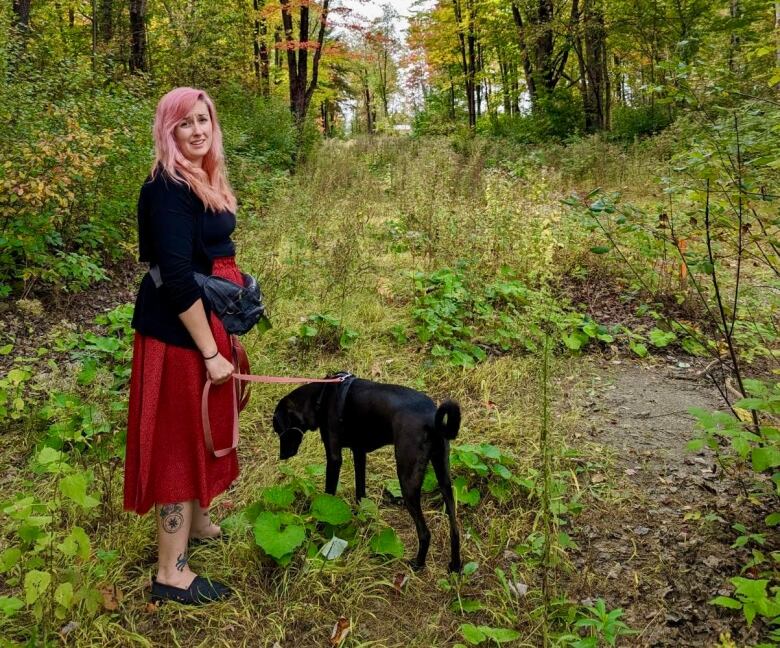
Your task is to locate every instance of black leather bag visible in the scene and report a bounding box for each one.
[149,266,270,336]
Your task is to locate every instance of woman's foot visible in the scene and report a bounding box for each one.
[189,521,221,541]
[151,573,232,605]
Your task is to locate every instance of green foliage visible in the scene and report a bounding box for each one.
[609,104,673,141]
[295,313,359,351]
[565,599,635,647]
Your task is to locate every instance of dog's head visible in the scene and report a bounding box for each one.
[272,384,322,460]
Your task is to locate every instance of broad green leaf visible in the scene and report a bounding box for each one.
[451,598,484,613]
[252,512,306,560]
[765,512,780,527]
[0,548,21,573]
[261,484,297,510]
[589,246,610,254]
[648,328,676,347]
[24,570,51,605]
[460,623,486,645]
[752,446,780,473]
[453,477,480,507]
[630,341,649,358]
[59,474,100,509]
[310,494,352,526]
[58,526,91,561]
[710,597,743,609]
[0,596,23,617]
[369,527,404,558]
[54,582,74,609]
[462,561,479,577]
[479,627,522,643]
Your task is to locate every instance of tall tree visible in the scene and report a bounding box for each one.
[254,0,270,95]
[574,0,609,131]
[451,0,478,127]
[511,0,576,105]
[129,0,148,73]
[279,0,331,128]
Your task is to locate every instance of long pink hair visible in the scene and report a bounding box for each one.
[151,87,237,213]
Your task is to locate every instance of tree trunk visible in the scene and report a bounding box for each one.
[129,0,148,73]
[100,0,112,41]
[12,0,32,30]
[575,0,608,132]
[775,2,780,68]
[452,0,477,128]
[253,0,270,95]
[280,0,331,129]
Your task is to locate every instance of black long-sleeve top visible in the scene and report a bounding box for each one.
[131,171,236,349]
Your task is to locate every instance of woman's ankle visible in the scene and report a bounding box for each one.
[156,564,197,588]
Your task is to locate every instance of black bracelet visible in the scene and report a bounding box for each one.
[203,350,219,360]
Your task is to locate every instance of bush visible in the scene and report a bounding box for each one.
[609,103,673,141]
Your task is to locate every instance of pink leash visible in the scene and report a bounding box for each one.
[201,373,349,457]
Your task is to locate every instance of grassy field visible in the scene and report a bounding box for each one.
[1,133,776,647]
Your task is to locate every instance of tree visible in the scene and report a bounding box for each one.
[129,0,148,73]
[279,0,331,128]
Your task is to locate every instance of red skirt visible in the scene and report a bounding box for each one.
[123,257,241,515]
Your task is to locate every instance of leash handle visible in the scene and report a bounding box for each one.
[201,373,348,457]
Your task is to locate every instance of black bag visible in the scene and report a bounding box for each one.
[149,266,270,336]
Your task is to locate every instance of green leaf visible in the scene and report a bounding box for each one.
[462,561,479,577]
[261,484,297,510]
[59,473,100,509]
[453,476,480,507]
[648,328,676,347]
[451,598,484,613]
[765,512,780,527]
[752,446,780,473]
[252,511,306,560]
[54,582,74,609]
[24,570,51,605]
[460,623,486,645]
[479,627,522,643]
[0,548,21,573]
[58,526,91,561]
[630,341,649,358]
[710,596,742,609]
[310,494,352,526]
[590,246,611,254]
[0,596,23,617]
[370,527,404,558]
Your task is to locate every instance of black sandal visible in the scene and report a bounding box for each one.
[188,531,228,546]
[151,575,232,605]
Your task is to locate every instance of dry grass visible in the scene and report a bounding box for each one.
[0,136,641,647]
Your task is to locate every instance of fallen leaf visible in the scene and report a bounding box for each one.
[145,601,161,614]
[371,363,382,378]
[591,473,606,484]
[507,581,528,597]
[485,400,497,410]
[99,583,123,611]
[330,617,351,647]
[272,643,282,648]
[59,621,79,638]
[221,500,236,511]
[392,573,409,593]
[624,468,637,476]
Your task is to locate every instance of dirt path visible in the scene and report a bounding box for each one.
[570,359,771,646]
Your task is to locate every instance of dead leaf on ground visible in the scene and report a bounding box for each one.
[330,616,351,646]
[371,362,382,378]
[485,400,497,409]
[59,621,79,639]
[145,600,161,614]
[99,583,123,611]
[591,473,606,484]
[392,573,409,593]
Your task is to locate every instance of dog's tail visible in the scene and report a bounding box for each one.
[434,400,461,440]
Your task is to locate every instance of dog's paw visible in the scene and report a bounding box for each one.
[448,560,462,574]
[407,559,425,572]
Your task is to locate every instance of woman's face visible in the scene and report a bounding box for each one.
[174,99,213,167]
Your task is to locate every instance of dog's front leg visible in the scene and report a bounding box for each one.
[353,450,366,502]
[325,452,342,495]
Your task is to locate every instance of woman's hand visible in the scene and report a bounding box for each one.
[204,353,234,385]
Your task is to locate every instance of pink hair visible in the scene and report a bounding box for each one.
[151,87,237,213]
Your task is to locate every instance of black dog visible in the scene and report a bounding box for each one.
[272,374,462,572]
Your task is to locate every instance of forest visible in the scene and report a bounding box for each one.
[0,0,779,645]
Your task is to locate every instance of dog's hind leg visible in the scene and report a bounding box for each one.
[353,450,367,502]
[395,450,430,570]
[431,441,461,573]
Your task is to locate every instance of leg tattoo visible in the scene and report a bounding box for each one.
[176,552,189,572]
[159,503,184,534]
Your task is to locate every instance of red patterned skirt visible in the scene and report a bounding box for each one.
[123,257,241,515]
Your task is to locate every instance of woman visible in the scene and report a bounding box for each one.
[124,87,240,605]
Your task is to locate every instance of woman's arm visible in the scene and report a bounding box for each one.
[150,180,233,385]
[178,300,234,385]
